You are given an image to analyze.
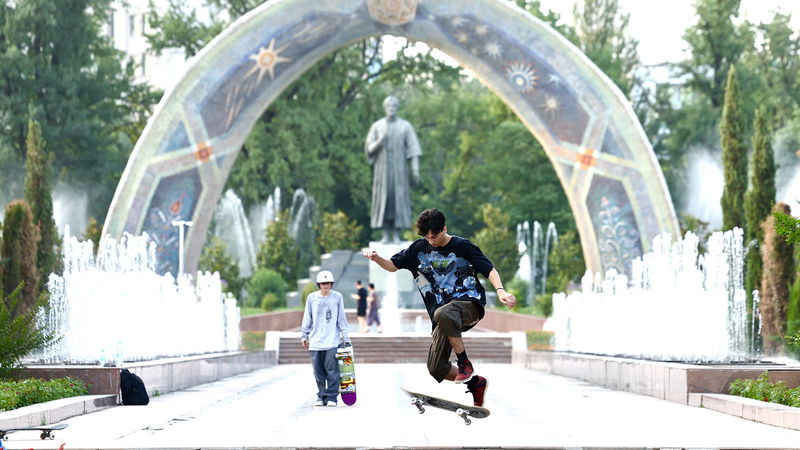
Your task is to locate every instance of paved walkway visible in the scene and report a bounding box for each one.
[3,364,800,449]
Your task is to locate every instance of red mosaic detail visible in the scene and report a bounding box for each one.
[578,148,596,169]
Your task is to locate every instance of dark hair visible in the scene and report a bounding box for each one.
[368,283,375,289]
[416,208,446,236]
[356,280,362,285]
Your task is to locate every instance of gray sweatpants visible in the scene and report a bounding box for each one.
[310,348,339,403]
[427,300,482,382]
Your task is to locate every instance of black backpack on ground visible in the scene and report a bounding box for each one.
[120,369,150,405]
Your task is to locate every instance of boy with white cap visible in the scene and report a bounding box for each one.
[300,270,351,407]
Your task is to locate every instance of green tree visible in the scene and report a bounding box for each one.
[572,0,640,96]
[753,12,800,122]
[641,0,756,202]
[256,210,300,285]
[0,0,158,220]
[545,230,586,293]
[774,210,800,244]
[744,107,776,304]
[198,236,243,297]
[318,211,362,254]
[471,204,519,288]
[0,285,58,379]
[423,84,574,238]
[1,200,40,316]
[760,203,794,353]
[23,119,58,286]
[82,217,102,256]
[720,65,748,231]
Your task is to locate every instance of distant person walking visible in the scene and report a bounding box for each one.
[362,208,516,407]
[367,283,382,333]
[351,280,369,332]
[300,270,351,407]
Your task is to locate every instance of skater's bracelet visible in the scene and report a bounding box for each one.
[495,287,505,291]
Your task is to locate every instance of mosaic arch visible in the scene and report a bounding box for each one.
[104,0,679,277]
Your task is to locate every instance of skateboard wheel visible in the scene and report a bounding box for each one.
[41,432,47,439]
[418,406,425,414]
[464,418,472,425]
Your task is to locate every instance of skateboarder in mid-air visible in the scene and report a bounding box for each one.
[301,270,351,407]
[363,208,517,407]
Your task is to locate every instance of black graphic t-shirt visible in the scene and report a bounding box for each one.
[391,236,494,329]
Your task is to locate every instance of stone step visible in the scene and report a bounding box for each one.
[277,334,513,364]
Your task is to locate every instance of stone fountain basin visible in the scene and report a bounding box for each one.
[517,350,800,404]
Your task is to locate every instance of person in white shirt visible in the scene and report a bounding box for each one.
[300,270,351,407]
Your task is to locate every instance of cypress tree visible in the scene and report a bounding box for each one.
[720,65,748,231]
[760,203,794,354]
[744,107,777,304]
[1,200,41,317]
[24,119,59,288]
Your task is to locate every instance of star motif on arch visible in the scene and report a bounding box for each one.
[451,17,468,28]
[542,95,561,116]
[484,41,502,58]
[246,38,291,83]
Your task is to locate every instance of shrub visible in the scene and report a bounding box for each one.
[199,236,243,297]
[507,277,530,309]
[260,292,285,311]
[729,372,800,407]
[318,211,362,253]
[247,268,288,308]
[0,377,88,411]
[526,331,553,350]
[256,210,300,285]
[240,331,266,351]
[300,280,317,307]
[533,293,553,317]
[0,284,59,379]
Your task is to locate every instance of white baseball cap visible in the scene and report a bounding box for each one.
[316,270,335,283]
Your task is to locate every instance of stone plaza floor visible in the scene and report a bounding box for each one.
[3,363,800,449]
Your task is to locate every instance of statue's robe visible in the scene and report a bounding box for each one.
[364,117,421,229]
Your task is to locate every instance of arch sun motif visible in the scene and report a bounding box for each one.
[506,62,537,94]
[246,38,291,83]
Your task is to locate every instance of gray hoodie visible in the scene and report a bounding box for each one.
[300,290,350,350]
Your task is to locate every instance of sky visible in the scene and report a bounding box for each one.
[539,0,800,65]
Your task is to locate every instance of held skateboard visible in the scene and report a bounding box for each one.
[402,387,489,425]
[0,422,68,440]
[336,345,357,405]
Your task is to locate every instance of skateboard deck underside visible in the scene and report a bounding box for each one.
[402,387,489,424]
[337,347,356,405]
[0,423,68,440]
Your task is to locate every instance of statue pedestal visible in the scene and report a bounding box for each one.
[366,241,420,311]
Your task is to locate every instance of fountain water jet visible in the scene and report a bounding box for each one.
[213,189,257,277]
[545,227,759,363]
[516,221,558,304]
[34,227,240,364]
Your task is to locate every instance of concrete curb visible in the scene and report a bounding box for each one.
[690,392,800,431]
[0,394,117,429]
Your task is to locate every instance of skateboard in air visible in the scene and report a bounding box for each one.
[402,386,489,425]
[337,344,357,405]
[0,422,68,440]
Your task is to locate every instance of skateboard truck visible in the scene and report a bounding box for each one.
[409,396,473,425]
[411,396,426,414]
